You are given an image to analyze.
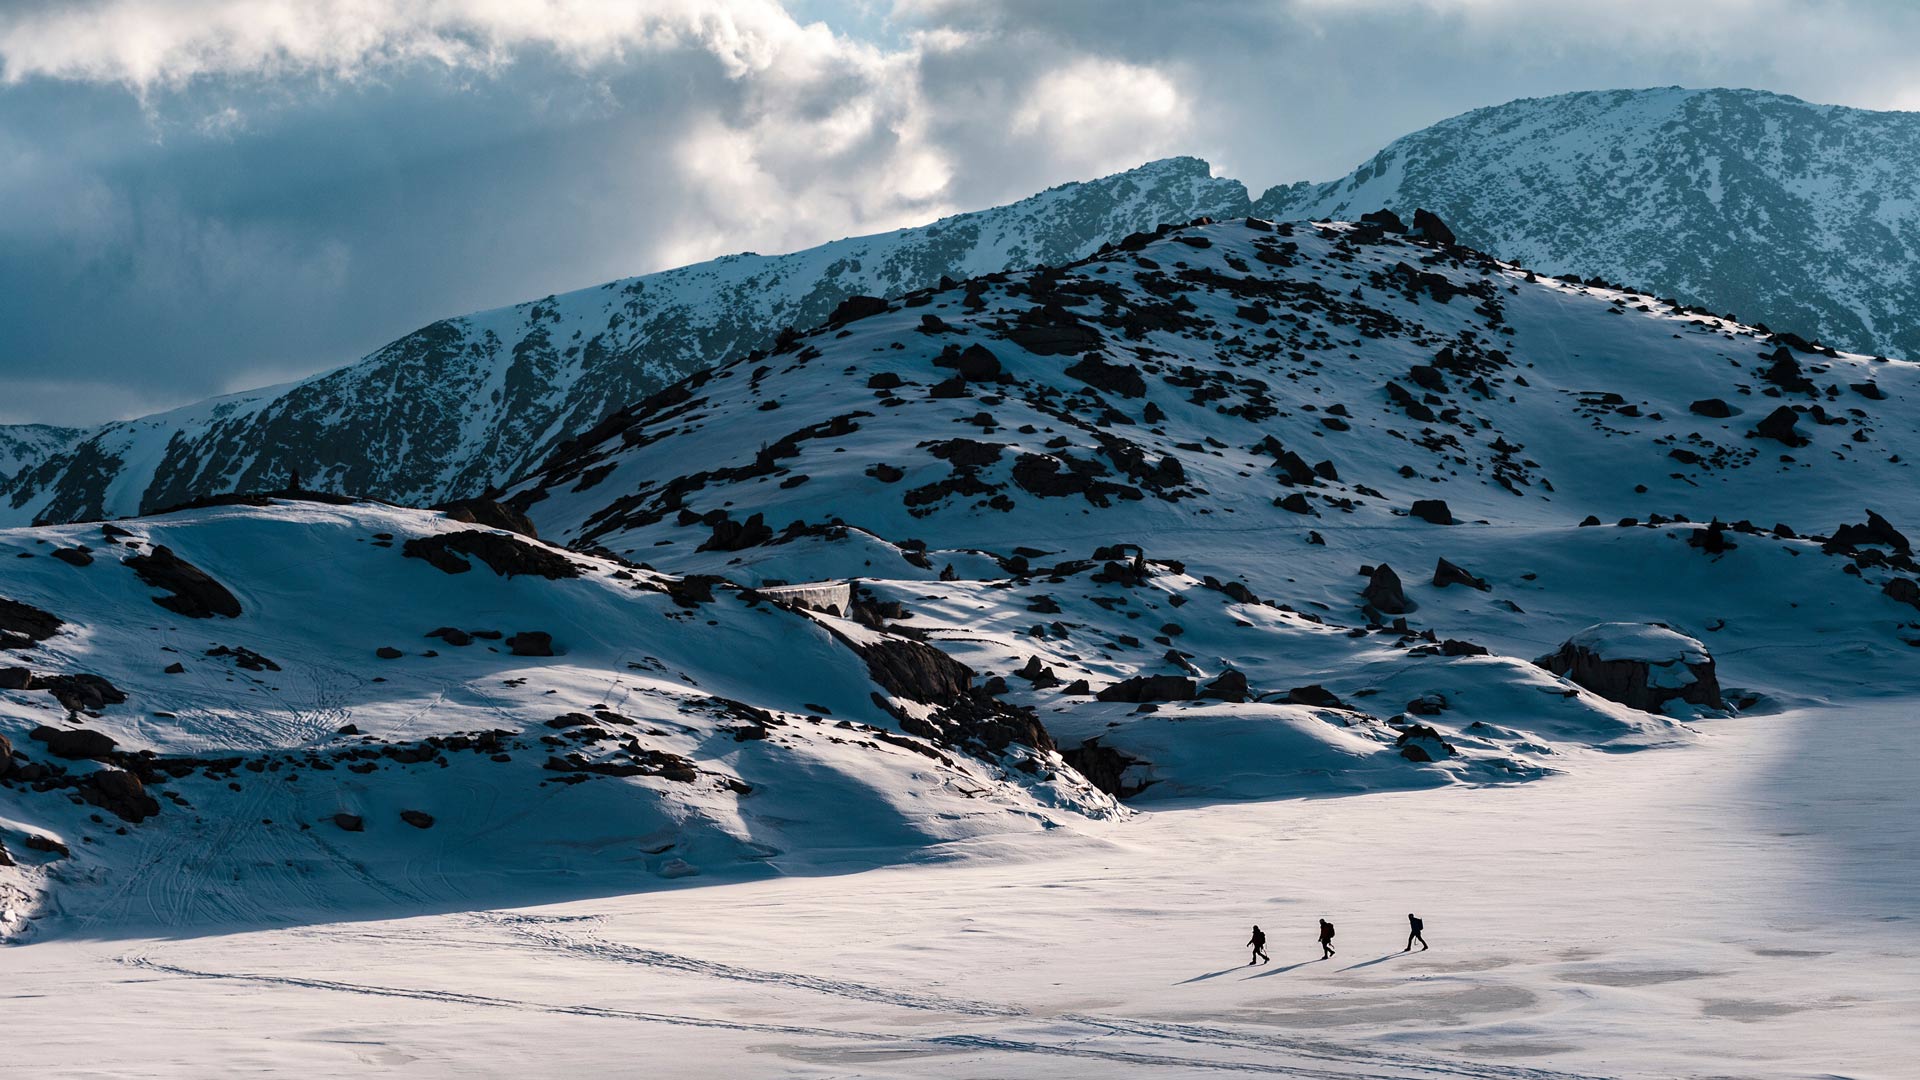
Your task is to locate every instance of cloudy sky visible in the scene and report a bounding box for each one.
[3,0,1918,427]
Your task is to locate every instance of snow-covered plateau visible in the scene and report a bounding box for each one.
[3,214,1917,1077]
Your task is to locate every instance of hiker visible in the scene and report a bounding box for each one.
[1318,918,1336,959]
[1406,913,1428,952]
[1247,924,1269,965]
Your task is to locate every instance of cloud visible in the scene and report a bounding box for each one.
[2,0,1918,426]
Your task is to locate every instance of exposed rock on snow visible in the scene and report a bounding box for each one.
[1536,623,1724,713]
[30,724,118,760]
[1362,564,1414,615]
[1830,509,1910,554]
[1395,723,1455,762]
[436,497,539,539]
[0,596,63,647]
[402,530,579,579]
[1432,558,1488,590]
[124,546,241,619]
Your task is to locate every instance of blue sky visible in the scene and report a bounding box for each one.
[2,0,1918,426]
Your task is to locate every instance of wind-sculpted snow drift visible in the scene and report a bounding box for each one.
[4,214,1919,938]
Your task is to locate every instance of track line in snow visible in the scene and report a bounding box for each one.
[116,955,1577,1078]
[480,915,1609,1080]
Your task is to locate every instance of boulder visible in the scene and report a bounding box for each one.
[1359,209,1407,232]
[333,813,365,832]
[375,646,404,659]
[1409,499,1454,525]
[123,545,242,618]
[436,497,539,539]
[1409,208,1456,246]
[1883,577,1920,611]
[1535,623,1724,713]
[1095,674,1197,703]
[1831,509,1910,554]
[30,673,127,713]
[1361,564,1414,615]
[83,768,160,823]
[1285,684,1347,709]
[1753,405,1806,446]
[507,632,556,657]
[403,530,580,578]
[947,344,1003,382]
[1689,398,1734,418]
[1200,670,1249,703]
[1061,738,1149,798]
[829,294,889,324]
[1063,355,1146,397]
[0,731,11,777]
[400,810,436,829]
[0,596,63,645]
[699,513,774,553]
[1395,723,1455,762]
[0,665,29,689]
[1432,558,1487,590]
[31,725,118,759]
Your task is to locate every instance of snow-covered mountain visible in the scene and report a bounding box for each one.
[13,212,1912,937]
[1256,87,1920,360]
[0,425,81,485]
[13,87,1920,533]
[0,159,1249,527]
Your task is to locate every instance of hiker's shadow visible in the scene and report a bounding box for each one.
[1176,965,1252,985]
[1243,959,1319,979]
[1338,953,1404,973]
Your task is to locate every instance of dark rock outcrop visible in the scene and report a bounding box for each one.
[1200,669,1249,702]
[82,768,160,823]
[1395,723,1455,762]
[1061,738,1150,798]
[32,673,127,713]
[1362,564,1414,615]
[1535,623,1723,713]
[1409,208,1456,246]
[507,631,556,657]
[436,497,539,538]
[1095,674,1197,703]
[1285,685,1347,709]
[30,724,118,759]
[0,596,62,647]
[124,545,242,618]
[1432,558,1487,590]
[1831,509,1910,554]
[1753,405,1806,446]
[1409,499,1454,525]
[402,530,580,578]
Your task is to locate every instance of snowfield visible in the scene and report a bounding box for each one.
[5,214,1919,1077]
[4,699,1915,1078]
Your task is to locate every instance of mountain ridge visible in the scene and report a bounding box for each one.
[12,85,1920,525]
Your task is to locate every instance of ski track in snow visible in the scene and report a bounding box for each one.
[114,948,1607,1080]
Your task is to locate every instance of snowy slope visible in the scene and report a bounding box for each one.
[6,219,1920,1079]
[0,424,82,484]
[0,499,1113,936]
[1257,87,1920,360]
[0,158,1249,526]
[503,214,1920,808]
